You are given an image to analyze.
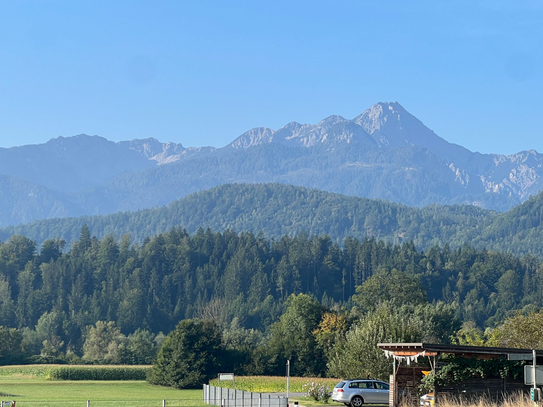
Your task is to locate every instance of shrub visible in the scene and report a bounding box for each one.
[303,381,332,403]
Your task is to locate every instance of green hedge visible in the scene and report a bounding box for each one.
[47,366,151,381]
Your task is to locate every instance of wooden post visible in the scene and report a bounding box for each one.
[434,352,440,406]
[393,358,397,407]
[389,373,396,407]
[390,355,401,407]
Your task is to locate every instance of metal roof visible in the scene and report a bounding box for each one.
[378,343,543,358]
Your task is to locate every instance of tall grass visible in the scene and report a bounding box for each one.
[401,392,531,407]
[0,365,56,378]
[208,376,339,393]
[0,365,151,381]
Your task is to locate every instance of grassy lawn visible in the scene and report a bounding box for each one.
[0,366,205,407]
[0,368,529,407]
[0,367,345,407]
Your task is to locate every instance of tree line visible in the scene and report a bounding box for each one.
[0,226,543,375]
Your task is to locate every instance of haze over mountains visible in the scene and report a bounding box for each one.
[2,102,543,228]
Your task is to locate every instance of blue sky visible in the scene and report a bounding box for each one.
[1,1,542,155]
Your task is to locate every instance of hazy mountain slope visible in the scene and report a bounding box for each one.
[0,174,84,226]
[69,101,540,216]
[0,135,190,194]
[471,192,543,256]
[2,102,543,226]
[9,182,543,257]
[76,139,513,215]
[0,183,495,251]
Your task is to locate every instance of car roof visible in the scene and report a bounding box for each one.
[344,379,389,384]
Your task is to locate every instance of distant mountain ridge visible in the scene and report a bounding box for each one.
[0,183,495,251]
[4,182,543,258]
[1,102,543,227]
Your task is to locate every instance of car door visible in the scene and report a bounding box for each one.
[358,381,377,403]
[373,381,389,404]
[347,381,362,402]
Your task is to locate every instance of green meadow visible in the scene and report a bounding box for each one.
[0,367,339,407]
[0,365,205,407]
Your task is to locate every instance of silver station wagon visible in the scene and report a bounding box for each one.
[332,379,390,406]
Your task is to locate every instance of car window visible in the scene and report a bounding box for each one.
[348,382,359,388]
[335,382,346,389]
[358,382,372,389]
[374,382,389,390]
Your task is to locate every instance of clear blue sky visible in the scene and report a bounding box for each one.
[1,1,542,155]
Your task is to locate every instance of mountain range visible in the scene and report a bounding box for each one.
[2,101,543,228]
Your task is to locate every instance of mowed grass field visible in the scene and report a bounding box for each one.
[0,367,340,407]
[0,365,205,407]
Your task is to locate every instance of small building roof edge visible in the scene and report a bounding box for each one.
[378,343,543,356]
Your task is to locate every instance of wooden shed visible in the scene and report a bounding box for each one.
[378,343,543,406]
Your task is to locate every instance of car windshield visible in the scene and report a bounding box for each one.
[334,382,345,389]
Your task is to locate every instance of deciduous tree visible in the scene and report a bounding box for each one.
[149,319,223,389]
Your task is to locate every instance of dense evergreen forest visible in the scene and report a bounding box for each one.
[0,224,542,372]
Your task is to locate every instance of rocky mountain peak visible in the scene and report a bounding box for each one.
[120,138,186,165]
[317,115,348,128]
[45,134,114,150]
[353,102,410,147]
[229,127,276,149]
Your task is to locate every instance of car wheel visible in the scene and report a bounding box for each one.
[351,396,364,407]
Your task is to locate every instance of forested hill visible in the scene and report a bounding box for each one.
[0,226,542,361]
[0,183,497,251]
[3,182,543,256]
[471,193,543,255]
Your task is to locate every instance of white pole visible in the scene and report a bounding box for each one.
[286,360,290,399]
[534,350,538,407]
